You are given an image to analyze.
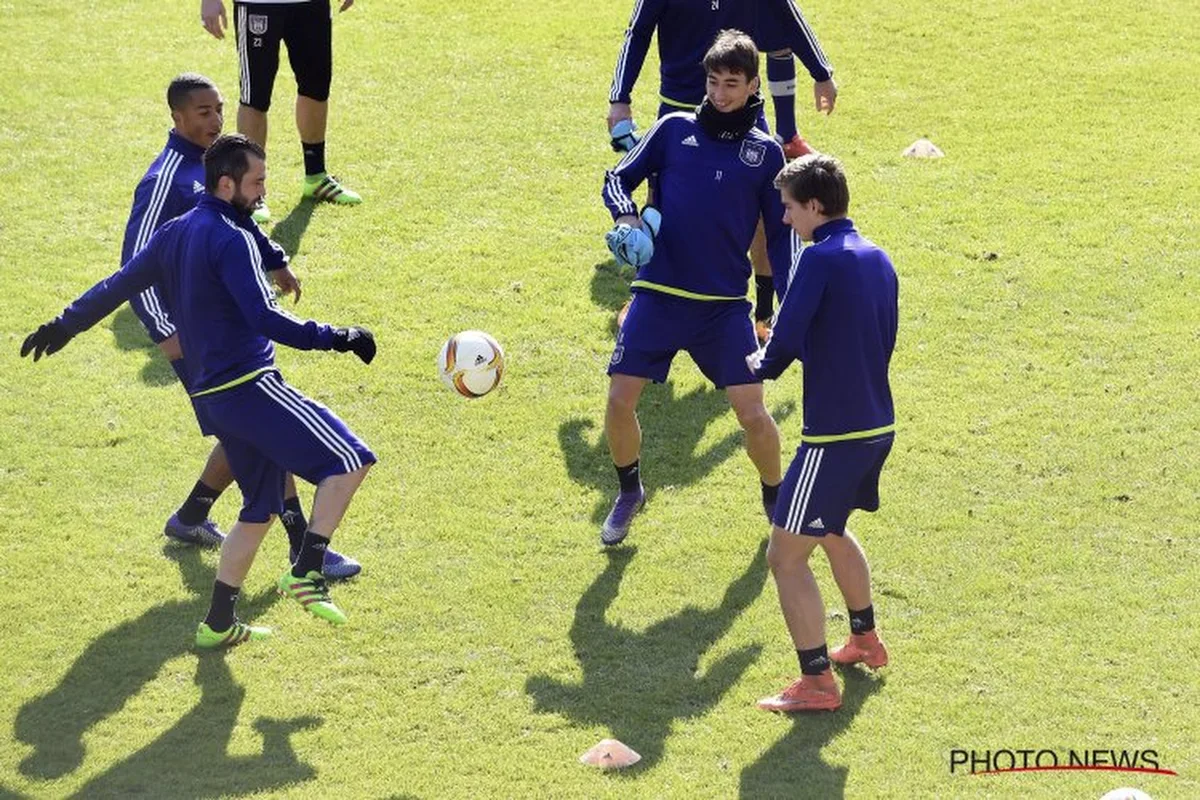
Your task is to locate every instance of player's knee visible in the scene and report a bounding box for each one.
[768,49,793,58]
[733,400,772,432]
[767,533,807,574]
[297,86,331,104]
[606,387,639,418]
[240,97,272,114]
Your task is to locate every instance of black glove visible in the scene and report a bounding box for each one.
[331,326,376,364]
[20,319,72,361]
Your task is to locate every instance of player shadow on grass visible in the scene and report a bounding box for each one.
[590,259,636,340]
[110,306,178,388]
[739,669,884,799]
[268,199,317,258]
[13,546,286,783]
[559,385,795,525]
[67,655,321,799]
[526,541,768,771]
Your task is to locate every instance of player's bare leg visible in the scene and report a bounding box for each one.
[307,463,372,538]
[163,333,235,546]
[237,103,268,148]
[196,518,274,648]
[758,526,841,711]
[279,463,372,625]
[726,382,782,521]
[237,104,272,220]
[822,530,872,610]
[824,529,889,668]
[217,519,274,587]
[605,374,648,468]
[601,374,648,544]
[297,95,361,205]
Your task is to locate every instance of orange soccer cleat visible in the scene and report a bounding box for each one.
[757,672,842,712]
[830,631,889,669]
[780,134,814,160]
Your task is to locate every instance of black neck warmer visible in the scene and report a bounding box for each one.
[696,92,765,141]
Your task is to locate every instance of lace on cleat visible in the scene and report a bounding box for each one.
[164,513,226,548]
[195,620,272,649]
[288,547,363,582]
[757,673,842,712]
[830,631,889,669]
[303,173,362,205]
[601,486,645,546]
[277,570,347,625]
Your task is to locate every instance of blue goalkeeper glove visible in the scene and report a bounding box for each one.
[610,119,641,153]
[605,223,653,268]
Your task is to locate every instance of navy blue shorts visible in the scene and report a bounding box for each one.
[129,285,176,344]
[657,102,771,135]
[192,370,376,523]
[608,291,759,388]
[773,434,894,536]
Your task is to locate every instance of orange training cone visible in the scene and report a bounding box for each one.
[579,738,642,770]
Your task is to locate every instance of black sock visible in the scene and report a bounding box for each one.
[302,141,326,177]
[292,530,330,578]
[761,480,780,506]
[755,275,775,322]
[797,645,831,676]
[849,605,876,634]
[177,481,222,527]
[281,497,307,553]
[204,580,240,632]
[615,460,641,494]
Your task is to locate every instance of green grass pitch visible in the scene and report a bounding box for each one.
[0,0,1197,797]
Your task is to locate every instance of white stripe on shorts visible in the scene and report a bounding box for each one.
[256,373,362,474]
[238,5,251,103]
[785,446,824,532]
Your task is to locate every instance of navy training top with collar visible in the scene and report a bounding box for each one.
[756,218,898,442]
[60,195,337,395]
[608,0,834,108]
[602,111,798,301]
[121,130,288,331]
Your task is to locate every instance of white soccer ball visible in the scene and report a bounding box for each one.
[437,330,505,398]
[1099,789,1152,800]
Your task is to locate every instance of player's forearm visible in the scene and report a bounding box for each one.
[253,309,337,351]
[60,268,154,336]
[603,170,641,220]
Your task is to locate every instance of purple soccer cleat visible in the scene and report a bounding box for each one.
[601,486,646,546]
[289,547,363,581]
[164,513,226,548]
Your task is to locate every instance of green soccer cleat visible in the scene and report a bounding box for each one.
[278,569,347,625]
[251,202,272,223]
[195,620,272,649]
[302,173,362,205]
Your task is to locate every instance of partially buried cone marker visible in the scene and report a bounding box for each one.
[579,738,641,769]
[902,138,945,158]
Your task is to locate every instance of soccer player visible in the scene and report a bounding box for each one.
[200,0,361,221]
[21,134,378,649]
[749,154,897,712]
[607,0,836,340]
[130,73,361,580]
[599,30,793,546]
